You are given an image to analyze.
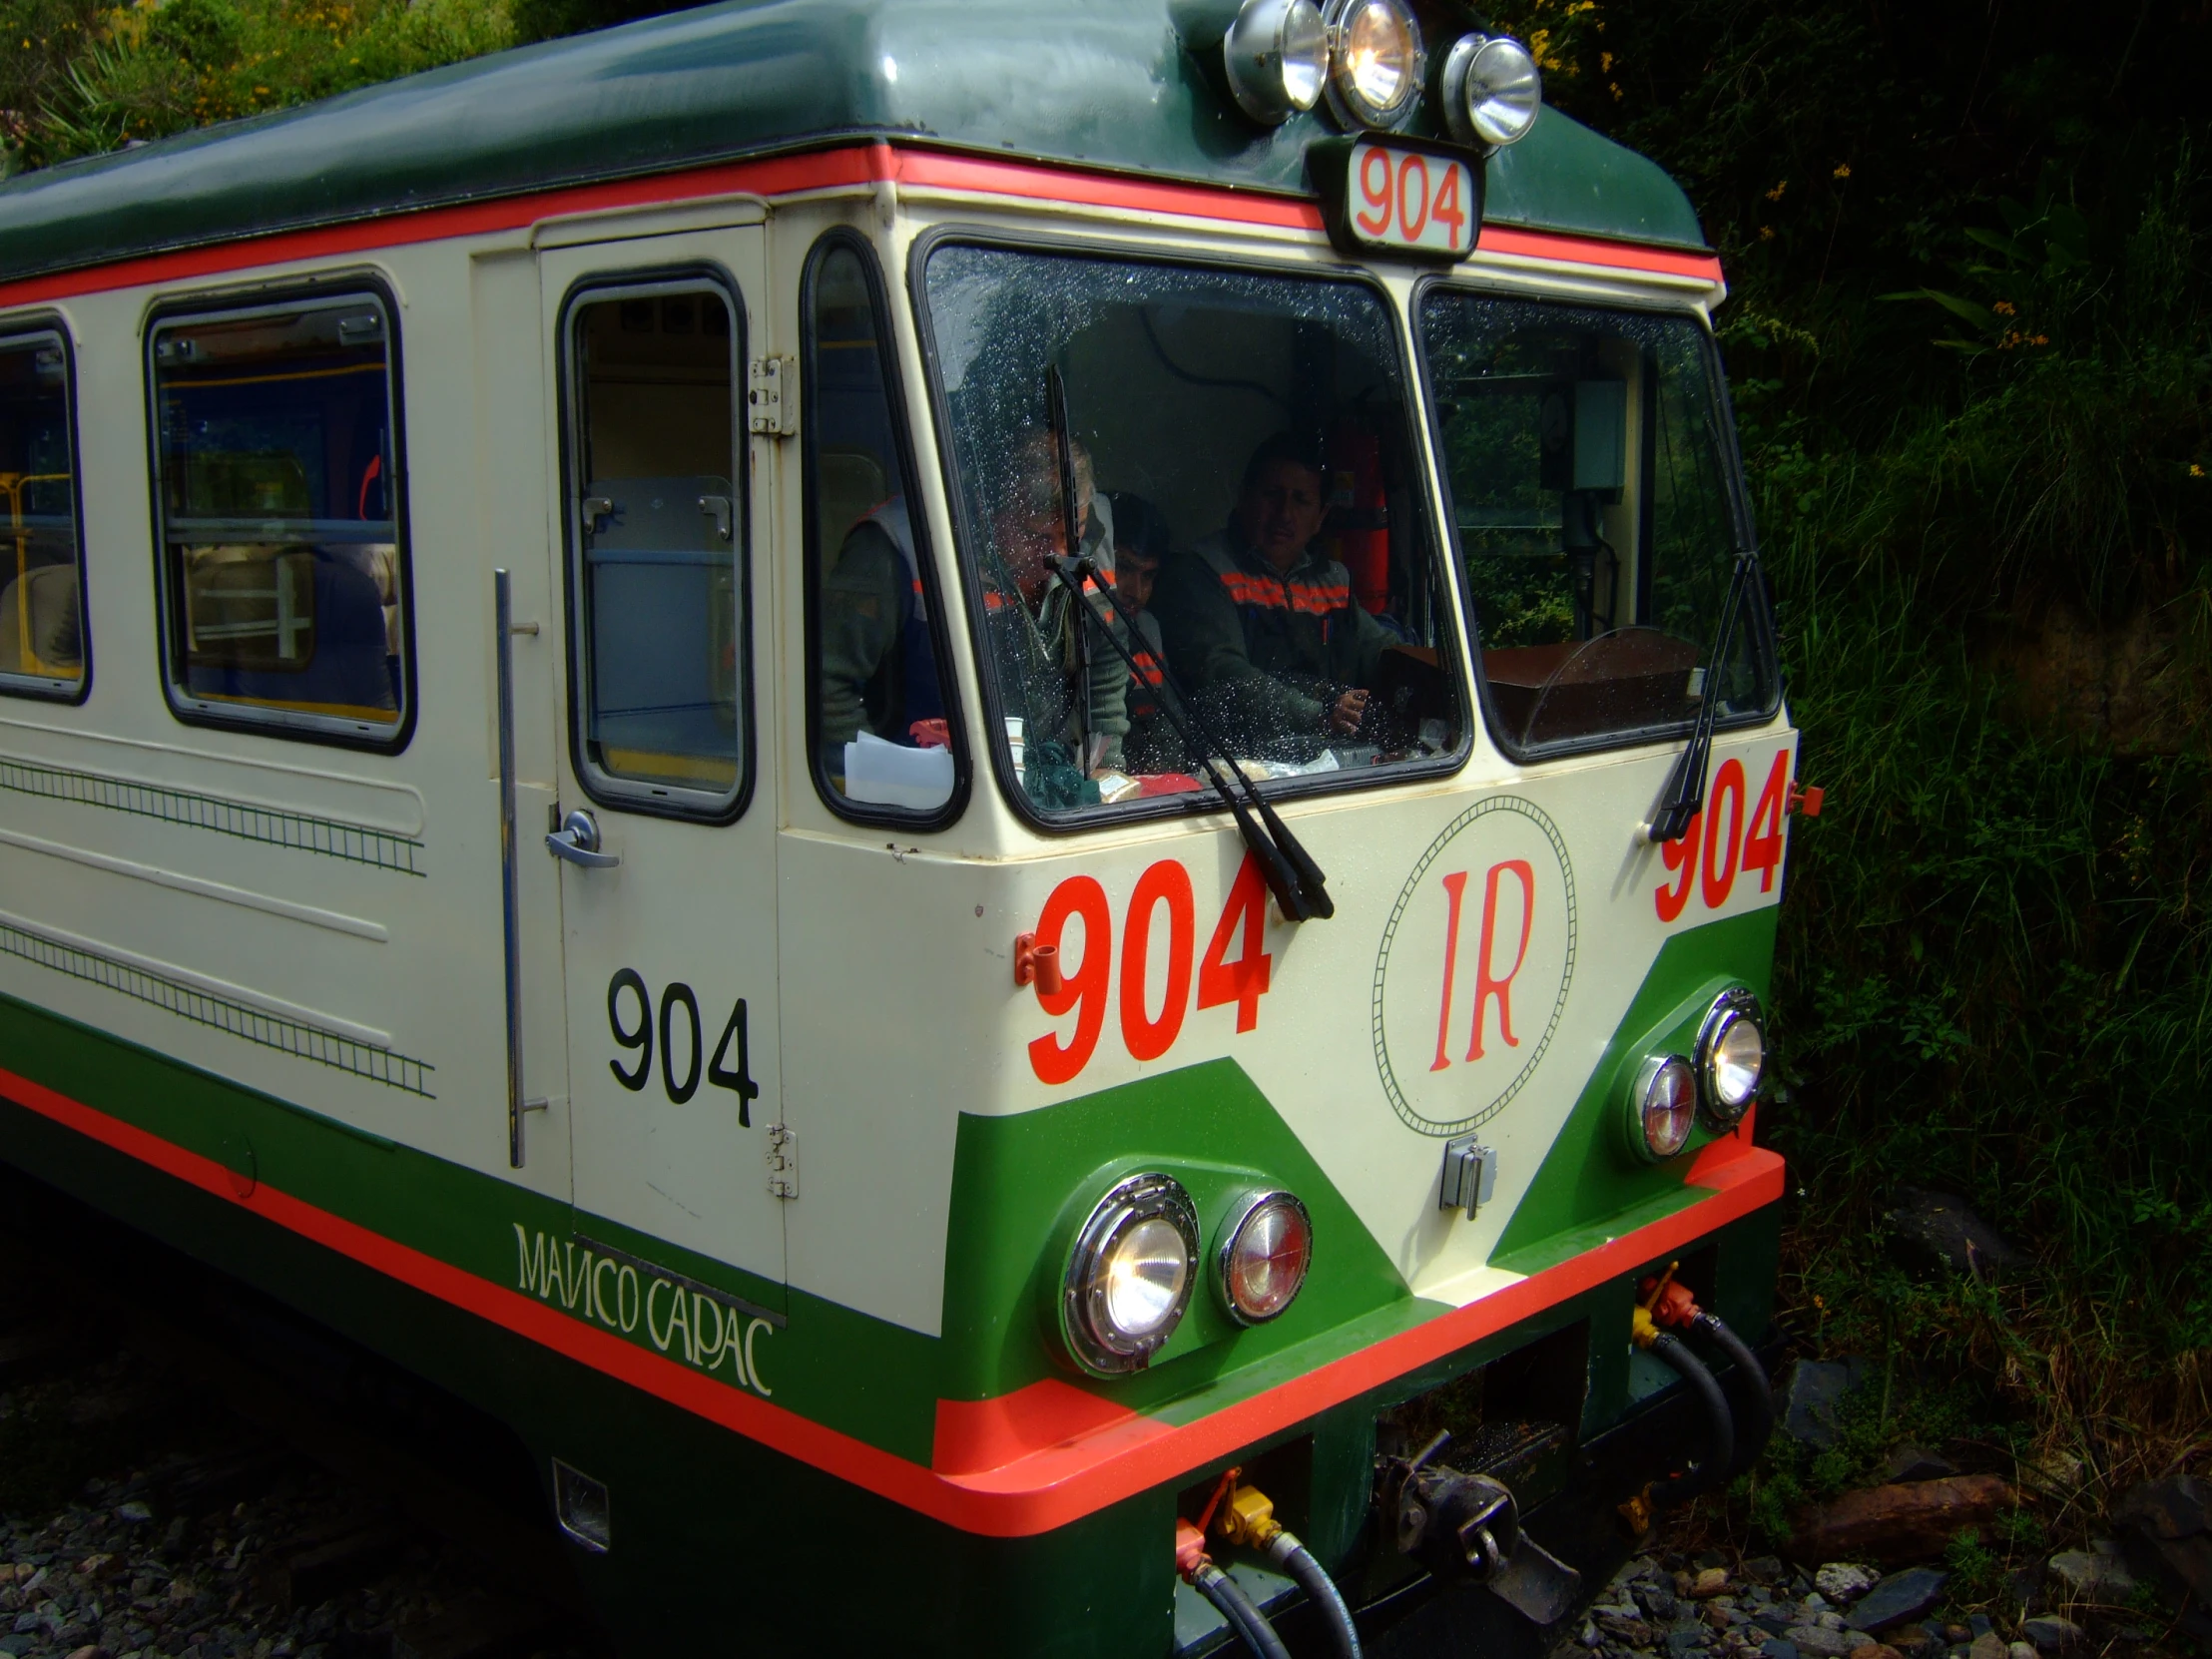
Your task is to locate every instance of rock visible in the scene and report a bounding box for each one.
[1638,1584,1684,1622]
[1967,1634,2005,1659]
[113,1503,151,1524]
[1887,1626,1936,1653]
[1847,1569,1947,1631]
[1745,1559,1786,1585]
[1819,1613,1849,1631]
[1940,1626,1970,1644]
[1816,1565,1879,1603]
[1755,1613,1796,1636]
[1780,1360,1868,1448]
[2007,1645,2035,1659]
[1786,1476,2020,1567]
[1883,1446,1956,1484]
[1884,1188,2018,1281]
[1580,1618,1603,1648]
[2019,1617,2082,1652]
[1762,1643,1799,1659]
[1667,1626,1710,1655]
[1785,1627,1860,1659]
[2047,1544,2135,1603]
[1861,1648,1904,1659]
[63,1646,102,1659]
[1601,1613,1657,1646]
[1690,1568,1732,1599]
[2112,1475,2212,1635]
[1968,1616,1991,1638]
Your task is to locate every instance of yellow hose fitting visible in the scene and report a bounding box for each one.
[1213,1480,1284,1550]
[1630,1302,1660,1350]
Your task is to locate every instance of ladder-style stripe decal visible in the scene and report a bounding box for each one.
[0,1060,1777,1535]
[0,754,425,874]
[0,929,433,1096]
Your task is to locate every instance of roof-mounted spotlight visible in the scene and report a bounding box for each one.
[1441,32,1543,149]
[1322,0,1424,131]
[1224,0,1330,125]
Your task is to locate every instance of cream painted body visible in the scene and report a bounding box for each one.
[0,180,1794,1344]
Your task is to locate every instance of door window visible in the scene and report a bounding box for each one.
[804,234,960,821]
[150,292,407,743]
[0,329,85,700]
[563,279,747,817]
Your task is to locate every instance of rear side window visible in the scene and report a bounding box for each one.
[150,292,408,745]
[561,277,747,818]
[804,233,960,822]
[0,329,86,699]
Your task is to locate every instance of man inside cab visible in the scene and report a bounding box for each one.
[1154,430,1396,759]
[973,428,1128,804]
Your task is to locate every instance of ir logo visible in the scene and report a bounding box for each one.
[1372,797,1577,1136]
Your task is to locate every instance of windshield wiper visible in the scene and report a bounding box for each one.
[1645,545,1758,844]
[1042,367,1333,921]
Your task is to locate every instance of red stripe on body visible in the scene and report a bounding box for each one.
[0,1060,1780,1536]
[0,142,1719,311]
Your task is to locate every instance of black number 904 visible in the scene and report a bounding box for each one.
[605,968,760,1124]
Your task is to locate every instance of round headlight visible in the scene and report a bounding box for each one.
[1696,988,1765,1125]
[1061,1173,1199,1375]
[1224,0,1329,125]
[1441,33,1542,149]
[1631,1054,1697,1162]
[1216,1191,1312,1325]
[1323,0,1424,130]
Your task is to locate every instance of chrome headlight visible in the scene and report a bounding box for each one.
[1224,0,1330,125]
[1061,1173,1199,1375]
[1696,988,1765,1125]
[1215,1190,1313,1325]
[1323,0,1424,130]
[1630,1053,1697,1162]
[1441,33,1542,149]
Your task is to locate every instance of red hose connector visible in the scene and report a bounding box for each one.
[1176,1518,1211,1581]
[1638,1262,1703,1331]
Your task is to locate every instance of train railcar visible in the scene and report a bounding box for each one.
[0,0,1808,1651]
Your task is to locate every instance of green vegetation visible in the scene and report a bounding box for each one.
[1490,0,2212,1533]
[0,0,510,174]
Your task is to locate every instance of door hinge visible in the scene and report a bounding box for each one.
[766,1123,799,1199]
[748,355,798,437]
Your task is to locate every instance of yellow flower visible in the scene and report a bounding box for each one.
[1759,226,1776,241]
[2032,334,2048,346]
[1992,300,2016,315]
[1600,51,1613,71]
[1833,163,1852,180]
[1765,180,1787,202]
[2191,464,2205,478]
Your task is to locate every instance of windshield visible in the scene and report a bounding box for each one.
[1417,292,1772,754]
[916,244,1465,820]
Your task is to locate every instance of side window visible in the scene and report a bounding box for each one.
[0,329,86,700]
[151,292,407,743]
[563,279,746,816]
[803,234,959,821]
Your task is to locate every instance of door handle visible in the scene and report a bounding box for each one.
[547,808,620,867]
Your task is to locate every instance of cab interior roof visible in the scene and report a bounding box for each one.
[0,0,1708,289]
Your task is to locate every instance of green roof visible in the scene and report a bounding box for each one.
[0,0,1707,287]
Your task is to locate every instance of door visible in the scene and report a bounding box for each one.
[537,234,784,1309]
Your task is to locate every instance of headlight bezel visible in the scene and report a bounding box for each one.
[1628,1052,1698,1163]
[1439,32,1543,150]
[1059,1171,1201,1377]
[1223,0,1331,126]
[1322,0,1425,132]
[1695,987,1766,1126]
[1214,1189,1314,1326]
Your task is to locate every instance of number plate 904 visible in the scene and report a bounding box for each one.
[1344,140,1477,259]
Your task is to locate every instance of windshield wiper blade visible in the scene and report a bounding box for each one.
[1646,546,1758,844]
[1042,368,1332,921]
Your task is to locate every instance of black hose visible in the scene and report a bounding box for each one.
[1648,1330,1734,1504]
[1273,1537,1363,1659]
[1693,1311,1773,1473]
[1194,1562,1294,1659]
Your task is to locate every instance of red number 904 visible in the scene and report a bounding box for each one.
[1353,143,1467,253]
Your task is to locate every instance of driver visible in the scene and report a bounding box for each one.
[1153,430,1397,758]
[974,428,1129,801]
